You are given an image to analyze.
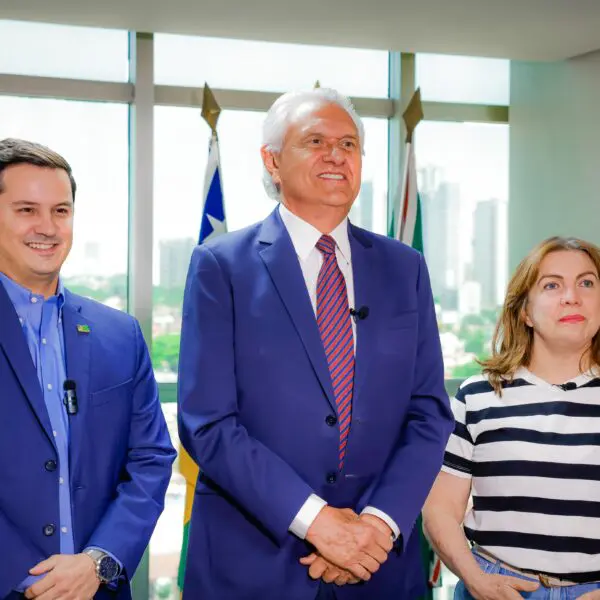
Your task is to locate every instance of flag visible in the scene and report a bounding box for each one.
[177,84,226,592]
[394,137,424,253]
[390,89,442,600]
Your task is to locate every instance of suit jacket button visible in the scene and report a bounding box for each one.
[326,472,337,484]
[325,415,337,426]
[43,524,56,536]
[45,460,57,472]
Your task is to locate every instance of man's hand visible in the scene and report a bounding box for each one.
[465,572,539,599]
[359,513,394,539]
[300,553,359,586]
[305,506,393,581]
[24,554,100,600]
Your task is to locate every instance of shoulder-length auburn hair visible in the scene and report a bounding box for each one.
[481,236,600,394]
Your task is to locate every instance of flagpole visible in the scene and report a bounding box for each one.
[395,88,423,244]
[178,83,226,595]
[395,142,412,241]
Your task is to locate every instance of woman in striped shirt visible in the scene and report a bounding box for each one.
[423,237,600,600]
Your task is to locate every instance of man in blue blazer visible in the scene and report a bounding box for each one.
[178,88,453,599]
[0,138,176,600]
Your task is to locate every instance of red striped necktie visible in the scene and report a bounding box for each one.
[315,234,355,470]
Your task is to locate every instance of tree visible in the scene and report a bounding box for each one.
[463,329,487,355]
[451,360,482,378]
[152,334,181,373]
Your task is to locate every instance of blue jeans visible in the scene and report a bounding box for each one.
[454,550,600,600]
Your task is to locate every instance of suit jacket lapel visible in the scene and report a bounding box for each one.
[349,224,377,410]
[62,292,91,470]
[0,281,56,445]
[258,209,336,411]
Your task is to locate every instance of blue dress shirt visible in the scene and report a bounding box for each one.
[0,273,120,592]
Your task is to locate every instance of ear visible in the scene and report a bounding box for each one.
[521,306,533,328]
[260,145,281,188]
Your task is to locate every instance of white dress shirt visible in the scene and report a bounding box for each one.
[278,204,400,541]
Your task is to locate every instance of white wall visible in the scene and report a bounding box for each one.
[509,51,600,270]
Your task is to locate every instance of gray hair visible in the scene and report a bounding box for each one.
[261,88,365,200]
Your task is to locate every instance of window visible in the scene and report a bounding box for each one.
[153,107,388,382]
[416,53,510,105]
[149,403,183,600]
[0,96,130,309]
[415,121,509,378]
[0,20,129,81]
[155,34,389,98]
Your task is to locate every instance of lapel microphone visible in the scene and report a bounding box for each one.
[556,381,577,392]
[349,306,370,321]
[63,379,78,415]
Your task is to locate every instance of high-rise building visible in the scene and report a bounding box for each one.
[419,168,461,308]
[160,238,196,289]
[473,198,501,309]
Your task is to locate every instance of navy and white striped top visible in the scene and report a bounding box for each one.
[443,367,600,580]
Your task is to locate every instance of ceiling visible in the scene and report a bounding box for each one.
[2,0,600,61]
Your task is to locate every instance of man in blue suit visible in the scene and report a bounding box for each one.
[178,88,453,599]
[0,138,176,600]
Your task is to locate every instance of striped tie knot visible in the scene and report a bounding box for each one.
[316,234,336,256]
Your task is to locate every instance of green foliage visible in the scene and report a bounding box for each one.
[63,274,127,302]
[463,328,487,355]
[153,286,185,308]
[152,334,181,373]
[451,360,483,378]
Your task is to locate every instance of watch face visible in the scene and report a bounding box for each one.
[98,556,120,582]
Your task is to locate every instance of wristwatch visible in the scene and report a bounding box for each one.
[83,548,121,584]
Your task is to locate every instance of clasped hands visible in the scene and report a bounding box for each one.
[301,506,394,587]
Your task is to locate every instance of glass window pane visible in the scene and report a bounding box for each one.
[149,402,184,599]
[415,121,509,378]
[416,53,509,105]
[155,34,389,98]
[0,96,129,308]
[0,20,129,81]
[153,106,388,381]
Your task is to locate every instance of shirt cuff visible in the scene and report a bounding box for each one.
[289,494,328,539]
[361,506,401,541]
[15,574,44,593]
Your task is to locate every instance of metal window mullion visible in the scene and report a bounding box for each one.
[128,31,154,600]
[154,84,394,118]
[387,52,415,231]
[423,101,509,123]
[0,73,132,103]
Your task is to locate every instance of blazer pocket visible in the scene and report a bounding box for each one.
[90,378,133,407]
[378,311,418,353]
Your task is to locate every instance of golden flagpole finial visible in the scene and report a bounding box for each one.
[403,88,424,144]
[201,83,221,135]
[314,80,321,89]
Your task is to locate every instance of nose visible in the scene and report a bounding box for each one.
[322,143,345,165]
[35,210,58,237]
[561,285,581,305]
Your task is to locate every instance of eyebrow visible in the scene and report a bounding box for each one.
[538,271,599,282]
[302,132,359,140]
[12,200,73,208]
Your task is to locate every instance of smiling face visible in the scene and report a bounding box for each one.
[524,249,600,354]
[261,102,362,218]
[0,163,74,297]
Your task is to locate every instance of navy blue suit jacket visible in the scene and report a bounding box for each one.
[0,282,176,600]
[178,209,453,599]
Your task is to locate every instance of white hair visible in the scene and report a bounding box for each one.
[261,87,365,200]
